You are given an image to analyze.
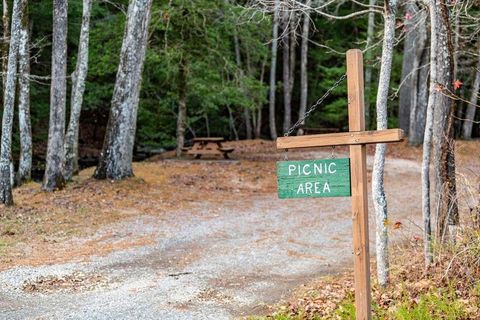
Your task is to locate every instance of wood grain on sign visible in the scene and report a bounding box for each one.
[277,158,351,199]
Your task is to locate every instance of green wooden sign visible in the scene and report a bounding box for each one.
[277,158,351,199]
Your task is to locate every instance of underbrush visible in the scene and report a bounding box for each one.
[253,228,480,320]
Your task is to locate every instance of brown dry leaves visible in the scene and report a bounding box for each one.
[22,271,111,294]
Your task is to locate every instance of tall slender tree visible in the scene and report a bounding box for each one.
[64,0,93,180]
[408,5,429,146]
[43,0,68,191]
[462,43,480,139]
[0,0,26,205]
[268,0,279,140]
[372,0,397,287]
[430,0,458,242]
[297,0,311,135]
[282,11,291,134]
[94,0,153,180]
[16,0,31,185]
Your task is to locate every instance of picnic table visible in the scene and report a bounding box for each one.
[182,137,234,159]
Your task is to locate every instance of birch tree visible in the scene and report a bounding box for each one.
[462,44,480,139]
[1,0,9,89]
[64,0,93,180]
[297,0,311,135]
[268,0,279,140]
[43,0,68,191]
[282,11,291,133]
[94,0,153,180]
[0,0,26,205]
[372,0,397,287]
[16,0,31,185]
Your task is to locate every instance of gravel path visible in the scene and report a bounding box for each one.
[0,154,422,319]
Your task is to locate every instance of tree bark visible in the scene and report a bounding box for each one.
[398,3,417,134]
[288,12,296,101]
[408,5,429,146]
[364,0,377,130]
[462,45,480,139]
[282,12,291,134]
[64,0,92,180]
[431,1,458,242]
[16,0,31,186]
[421,0,437,266]
[255,59,266,139]
[1,0,10,89]
[227,105,239,141]
[268,0,279,140]
[175,62,187,157]
[94,0,153,179]
[0,0,26,205]
[372,0,397,287]
[43,0,68,191]
[298,0,311,135]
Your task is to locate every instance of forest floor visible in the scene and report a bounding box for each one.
[0,139,478,319]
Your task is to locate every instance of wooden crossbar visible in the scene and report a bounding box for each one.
[276,128,404,150]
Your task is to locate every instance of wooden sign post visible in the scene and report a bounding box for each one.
[276,49,404,320]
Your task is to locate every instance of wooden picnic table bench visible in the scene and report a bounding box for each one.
[183,137,234,159]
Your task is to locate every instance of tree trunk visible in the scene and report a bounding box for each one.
[462,45,480,139]
[94,0,153,179]
[364,0,377,130]
[0,0,26,205]
[268,0,279,140]
[372,0,397,287]
[282,12,291,134]
[421,0,438,266]
[16,0,31,186]
[175,62,187,157]
[398,3,417,134]
[431,1,458,242]
[298,0,311,135]
[288,12,296,100]
[408,5,429,146]
[233,27,252,140]
[1,0,10,89]
[64,0,92,180]
[255,59,266,139]
[43,0,68,191]
[227,106,239,141]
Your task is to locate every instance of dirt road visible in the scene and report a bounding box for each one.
[0,151,423,319]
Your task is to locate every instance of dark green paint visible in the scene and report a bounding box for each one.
[277,158,351,199]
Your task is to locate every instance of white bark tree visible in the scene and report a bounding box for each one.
[407,4,429,146]
[1,0,10,89]
[268,0,279,140]
[94,0,153,179]
[43,0,68,191]
[64,0,93,180]
[16,0,31,185]
[372,0,397,287]
[282,10,291,133]
[462,44,480,139]
[297,0,311,135]
[0,0,26,205]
